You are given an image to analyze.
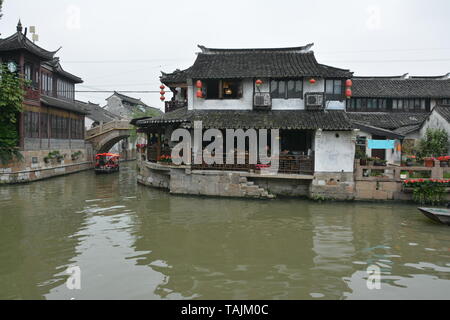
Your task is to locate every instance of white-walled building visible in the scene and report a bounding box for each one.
[105,91,162,120]
[134,44,358,200]
[77,100,121,130]
[346,75,450,164]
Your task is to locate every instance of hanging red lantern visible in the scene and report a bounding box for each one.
[196,90,203,98]
[196,80,203,89]
[160,84,165,90]
[255,79,263,86]
[160,96,166,101]
[346,79,353,87]
[345,88,352,98]
[160,90,166,95]
[309,78,316,84]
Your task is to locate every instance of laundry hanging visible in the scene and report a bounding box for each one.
[368,140,396,150]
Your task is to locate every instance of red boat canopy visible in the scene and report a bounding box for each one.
[96,153,120,157]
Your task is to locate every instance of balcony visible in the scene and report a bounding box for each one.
[147,147,315,176]
[165,100,187,113]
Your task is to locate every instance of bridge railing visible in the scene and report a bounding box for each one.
[86,120,132,139]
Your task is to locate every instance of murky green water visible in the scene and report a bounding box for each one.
[0,162,449,300]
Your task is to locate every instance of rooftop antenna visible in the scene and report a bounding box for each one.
[29,26,39,43]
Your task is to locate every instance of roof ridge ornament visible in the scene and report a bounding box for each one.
[198,45,208,54]
[401,73,410,79]
[17,20,23,33]
[300,43,314,53]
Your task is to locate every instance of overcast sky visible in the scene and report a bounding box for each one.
[1,0,450,111]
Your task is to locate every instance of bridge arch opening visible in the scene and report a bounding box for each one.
[85,120,134,159]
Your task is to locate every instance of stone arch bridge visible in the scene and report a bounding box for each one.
[85,120,133,154]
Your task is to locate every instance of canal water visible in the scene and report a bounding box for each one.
[0,162,449,300]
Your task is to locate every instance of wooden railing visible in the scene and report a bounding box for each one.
[149,151,315,175]
[85,120,132,139]
[165,100,187,113]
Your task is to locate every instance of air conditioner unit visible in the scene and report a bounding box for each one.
[305,93,324,109]
[254,93,272,109]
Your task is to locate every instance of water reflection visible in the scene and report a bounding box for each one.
[0,162,449,300]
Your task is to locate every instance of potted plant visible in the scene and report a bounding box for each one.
[400,171,409,180]
[405,155,417,167]
[367,157,375,167]
[374,158,387,167]
[71,151,83,161]
[423,157,435,168]
[355,149,368,166]
[158,155,172,165]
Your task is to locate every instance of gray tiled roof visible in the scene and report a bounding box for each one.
[161,44,353,82]
[347,112,428,130]
[112,92,163,115]
[434,105,450,122]
[352,78,450,98]
[161,68,192,84]
[76,101,121,123]
[41,96,89,115]
[44,58,83,84]
[0,28,58,61]
[136,108,354,131]
[393,124,422,136]
[352,122,405,140]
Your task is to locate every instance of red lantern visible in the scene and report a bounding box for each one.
[160,96,166,101]
[196,90,203,98]
[160,84,165,90]
[160,90,166,95]
[346,79,353,87]
[309,79,316,84]
[255,79,263,86]
[196,80,203,89]
[345,88,352,98]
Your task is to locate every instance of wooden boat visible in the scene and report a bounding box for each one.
[95,153,120,174]
[418,207,450,225]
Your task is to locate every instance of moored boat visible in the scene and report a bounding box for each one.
[95,153,120,174]
[418,207,450,225]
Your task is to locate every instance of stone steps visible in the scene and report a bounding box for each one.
[239,176,275,199]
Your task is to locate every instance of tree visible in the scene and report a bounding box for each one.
[0,64,25,164]
[418,128,449,158]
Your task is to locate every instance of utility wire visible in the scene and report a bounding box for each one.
[76,91,163,93]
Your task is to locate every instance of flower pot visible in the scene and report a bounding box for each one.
[440,161,449,167]
[400,174,408,179]
[367,161,374,167]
